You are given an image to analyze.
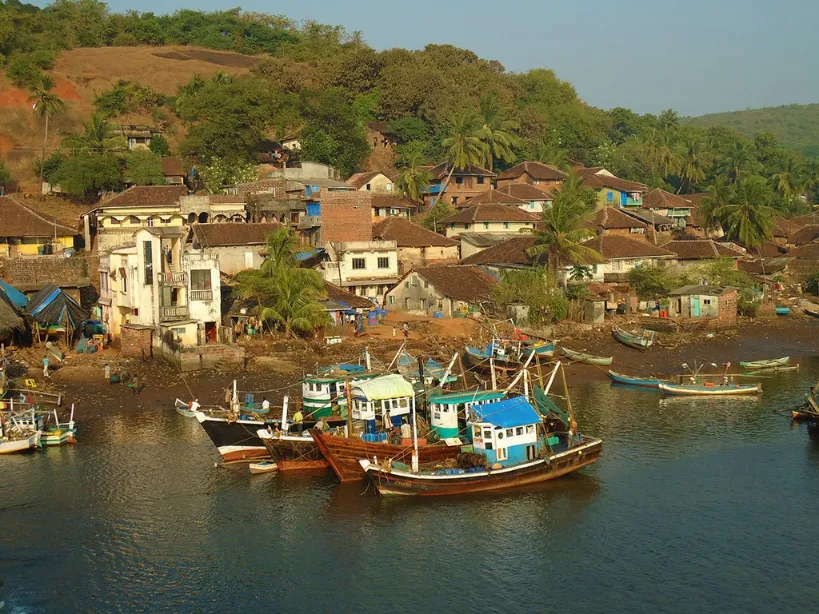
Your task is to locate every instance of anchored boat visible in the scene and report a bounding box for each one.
[657,382,761,396]
[560,347,613,366]
[739,357,789,370]
[607,370,669,388]
[612,326,656,350]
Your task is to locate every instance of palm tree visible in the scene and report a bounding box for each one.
[396,152,432,204]
[258,267,330,336]
[64,112,127,155]
[717,175,776,249]
[535,139,570,170]
[677,136,708,194]
[771,151,804,201]
[719,141,756,184]
[699,175,732,232]
[526,174,601,286]
[259,228,300,276]
[475,94,519,171]
[442,109,487,170]
[640,128,680,178]
[658,109,680,133]
[28,76,65,189]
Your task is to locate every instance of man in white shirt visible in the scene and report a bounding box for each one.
[262,397,270,411]
[190,399,201,412]
[400,418,412,440]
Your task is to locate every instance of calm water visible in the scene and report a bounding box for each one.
[3,361,819,613]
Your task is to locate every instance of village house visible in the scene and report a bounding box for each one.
[366,122,398,150]
[438,204,540,239]
[370,194,417,219]
[495,161,567,192]
[372,217,459,273]
[589,207,648,237]
[161,157,187,186]
[619,208,676,241]
[346,171,394,193]
[666,285,738,324]
[422,163,495,208]
[784,240,819,282]
[642,189,693,229]
[297,181,357,245]
[385,265,497,317]
[787,224,819,248]
[495,183,554,213]
[320,281,375,326]
[111,124,158,151]
[178,193,246,225]
[319,240,399,304]
[574,235,676,282]
[189,223,282,275]
[0,195,79,257]
[661,238,744,270]
[460,236,545,276]
[458,232,521,260]
[574,167,648,208]
[459,189,528,209]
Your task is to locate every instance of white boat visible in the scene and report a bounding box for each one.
[249,461,278,474]
[0,425,41,454]
[657,382,761,396]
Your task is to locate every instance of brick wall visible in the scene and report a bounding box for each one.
[497,175,563,191]
[320,191,373,245]
[718,290,738,323]
[0,254,99,289]
[121,325,153,358]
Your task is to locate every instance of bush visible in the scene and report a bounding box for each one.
[149,134,171,156]
[738,288,760,316]
[806,272,819,296]
[7,55,44,89]
[627,264,683,299]
[32,152,67,183]
[112,33,139,47]
[491,268,568,325]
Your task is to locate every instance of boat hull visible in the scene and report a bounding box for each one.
[249,461,278,474]
[310,429,463,482]
[362,438,602,496]
[612,328,655,350]
[658,383,761,396]
[262,435,328,472]
[195,414,270,462]
[607,370,665,388]
[0,432,41,454]
[463,349,520,373]
[739,357,790,370]
[560,347,613,366]
[41,427,77,446]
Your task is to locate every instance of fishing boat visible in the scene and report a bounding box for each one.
[360,396,602,496]
[607,370,669,388]
[301,371,379,419]
[194,411,272,462]
[739,357,790,370]
[463,342,521,373]
[249,461,278,474]
[804,305,819,318]
[520,341,556,358]
[775,307,791,315]
[612,326,656,350]
[560,347,613,366]
[657,382,761,396]
[0,420,40,454]
[260,431,328,472]
[175,398,197,417]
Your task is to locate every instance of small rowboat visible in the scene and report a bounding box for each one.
[804,305,819,318]
[739,357,789,370]
[249,461,278,474]
[560,347,613,366]
[175,398,196,417]
[521,341,556,358]
[607,370,669,388]
[612,327,656,350]
[0,427,41,454]
[658,382,761,396]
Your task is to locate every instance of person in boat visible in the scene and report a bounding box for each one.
[400,417,412,440]
[292,408,304,434]
[262,397,270,411]
[383,406,391,431]
[315,417,328,432]
[189,399,201,413]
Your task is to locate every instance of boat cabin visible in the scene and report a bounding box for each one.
[350,374,415,434]
[428,390,507,440]
[470,396,542,467]
[301,371,378,418]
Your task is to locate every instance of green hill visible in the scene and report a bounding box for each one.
[685,104,819,158]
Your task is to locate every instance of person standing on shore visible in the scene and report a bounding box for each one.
[402,322,409,341]
[42,355,50,378]
[104,364,111,384]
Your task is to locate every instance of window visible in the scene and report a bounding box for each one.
[352,258,366,270]
[612,260,622,272]
[530,203,535,209]
[365,184,371,191]
[607,191,614,203]
[119,268,128,293]
[451,197,458,206]
[704,299,712,305]
[525,425,534,434]
[388,295,395,305]
[190,270,212,290]
[377,257,389,269]
[464,224,470,230]
[143,241,153,285]
[424,280,429,288]
[146,216,155,227]
[497,447,508,461]
[473,425,481,439]
[477,176,485,184]
[100,271,109,296]
[386,184,393,191]
[506,428,513,438]
[497,431,504,440]
[455,176,464,185]
[503,222,509,229]
[405,281,410,288]
[129,215,140,225]
[449,223,455,229]
[526,445,537,460]
[516,427,523,436]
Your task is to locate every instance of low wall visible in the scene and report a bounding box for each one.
[163,343,246,372]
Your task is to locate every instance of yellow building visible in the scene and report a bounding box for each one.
[439,203,540,239]
[346,171,395,193]
[0,195,78,257]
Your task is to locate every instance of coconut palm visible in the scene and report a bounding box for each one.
[257,267,330,336]
[677,136,709,194]
[771,151,804,201]
[719,141,756,184]
[441,109,488,170]
[658,109,680,133]
[535,139,570,170]
[396,151,432,204]
[526,174,601,285]
[259,227,300,276]
[699,175,731,232]
[64,112,127,155]
[716,175,776,249]
[28,76,65,188]
[475,94,519,171]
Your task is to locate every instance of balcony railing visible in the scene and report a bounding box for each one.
[160,306,190,321]
[158,271,188,285]
[190,289,213,302]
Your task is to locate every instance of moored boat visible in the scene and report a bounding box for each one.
[775,307,791,315]
[249,461,278,474]
[520,341,556,358]
[612,326,656,350]
[739,357,790,370]
[607,370,669,388]
[560,347,613,366]
[804,305,819,318]
[195,411,271,462]
[175,398,197,417]
[0,419,41,454]
[463,343,521,373]
[260,431,328,472]
[657,382,761,396]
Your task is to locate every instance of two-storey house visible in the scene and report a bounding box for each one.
[422,163,495,208]
[495,161,567,192]
[574,167,648,208]
[319,240,399,304]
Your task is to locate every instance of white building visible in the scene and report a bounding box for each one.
[439,204,540,239]
[319,240,399,304]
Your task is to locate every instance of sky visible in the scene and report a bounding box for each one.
[100,0,819,117]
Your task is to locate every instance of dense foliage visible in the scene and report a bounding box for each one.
[491,269,569,325]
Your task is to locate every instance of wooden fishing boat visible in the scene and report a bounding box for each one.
[612,326,656,350]
[657,382,761,396]
[249,461,278,474]
[804,305,819,318]
[260,432,328,472]
[175,398,196,417]
[40,421,76,446]
[0,422,41,454]
[521,341,556,358]
[560,347,613,366]
[739,357,790,370]
[749,364,799,374]
[463,344,520,373]
[310,429,463,482]
[607,370,669,388]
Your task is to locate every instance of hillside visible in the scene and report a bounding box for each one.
[0,46,259,191]
[685,103,819,158]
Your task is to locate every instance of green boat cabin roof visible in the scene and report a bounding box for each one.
[428,390,507,405]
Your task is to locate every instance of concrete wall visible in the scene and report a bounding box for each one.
[385,271,474,317]
[424,175,492,207]
[668,291,736,323]
[354,174,394,193]
[184,251,221,325]
[396,245,459,273]
[120,325,153,358]
[204,245,264,275]
[444,221,535,238]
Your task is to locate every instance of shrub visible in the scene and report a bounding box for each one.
[491,268,568,325]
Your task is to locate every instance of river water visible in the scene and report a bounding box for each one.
[3,360,819,613]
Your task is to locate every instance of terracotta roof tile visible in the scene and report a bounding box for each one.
[580,235,675,260]
[440,204,541,224]
[789,224,819,246]
[460,236,541,266]
[495,161,567,182]
[323,281,374,309]
[160,157,185,177]
[191,223,282,247]
[102,185,188,208]
[0,195,78,237]
[574,168,648,193]
[589,207,647,230]
[461,190,528,206]
[346,172,382,189]
[496,183,555,201]
[370,194,417,210]
[662,239,744,259]
[428,162,494,179]
[787,240,819,259]
[791,214,819,226]
[642,188,694,209]
[372,218,457,248]
[410,265,498,302]
[772,216,801,237]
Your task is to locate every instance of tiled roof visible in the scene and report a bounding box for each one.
[787,240,819,259]
[681,192,710,205]
[495,161,567,182]
[789,224,819,246]
[461,236,541,266]
[461,190,527,206]
[589,207,647,230]
[440,204,541,224]
[496,183,555,201]
[669,285,737,296]
[411,265,497,302]
[366,121,392,134]
[160,157,185,177]
[772,216,801,237]
[101,185,188,208]
[346,172,382,189]
[574,168,648,193]
[621,208,675,227]
[323,281,374,309]
[661,239,744,259]
[370,194,417,210]
[372,218,457,248]
[738,259,790,275]
[428,162,495,180]
[791,214,819,226]
[458,232,520,248]
[642,188,694,209]
[751,242,788,258]
[0,195,79,237]
[580,235,675,260]
[191,223,282,247]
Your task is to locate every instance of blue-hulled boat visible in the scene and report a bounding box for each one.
[463,342,521,372]
[775,307,791,315]
[521,341,556,358]
[607,370,669,388]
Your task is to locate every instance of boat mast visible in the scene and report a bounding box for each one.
[280,394,289,433]
[345,376,353,437]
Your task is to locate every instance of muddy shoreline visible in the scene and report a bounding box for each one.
[6,315,817,418]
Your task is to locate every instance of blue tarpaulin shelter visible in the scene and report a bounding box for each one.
[471,396,541,428]
[0,280,27,309]
[26,283,88,330]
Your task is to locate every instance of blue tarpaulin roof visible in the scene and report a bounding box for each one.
[294,248,325,261]
[0,281,27,308]
[471,396,541,428]
[26,283,88,327]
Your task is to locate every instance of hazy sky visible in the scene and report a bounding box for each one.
[101,0,819,116]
